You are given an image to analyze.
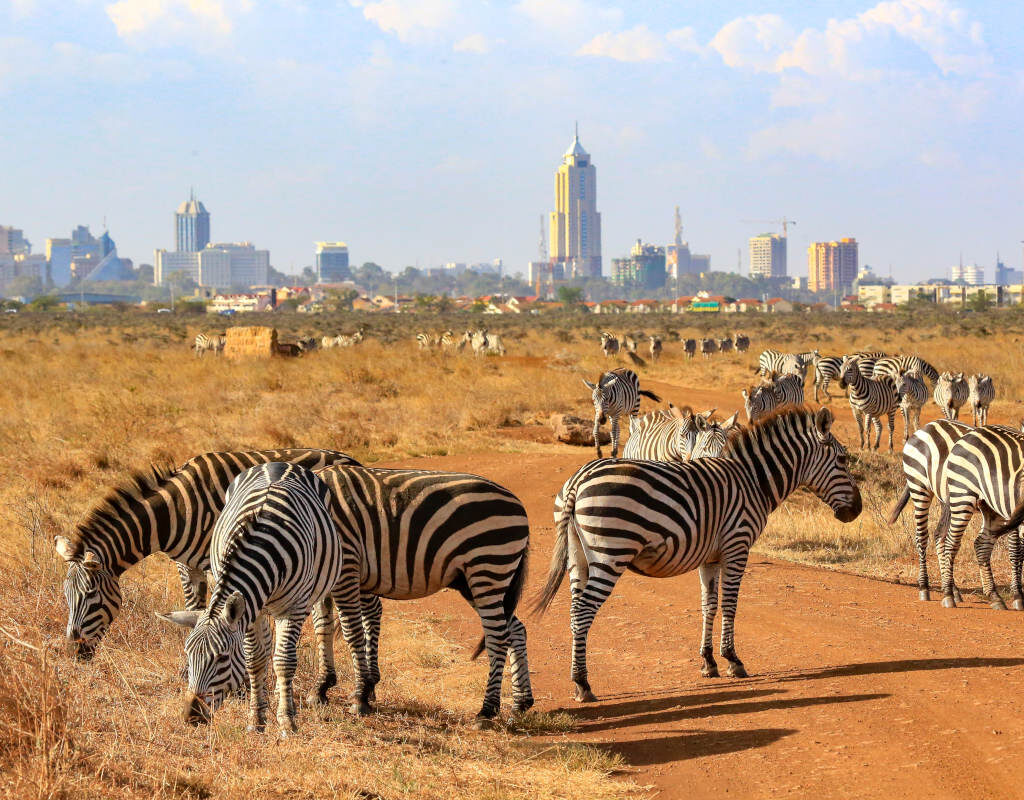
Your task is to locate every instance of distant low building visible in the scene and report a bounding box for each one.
[950,262,984,285]
[610,240,666,290]
[315,242,350,282]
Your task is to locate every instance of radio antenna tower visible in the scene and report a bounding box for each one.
[674,206,682,249]
[539,214,547,261]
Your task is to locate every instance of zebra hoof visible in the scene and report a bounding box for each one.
[513,697,535,713]
[726,662,748,679]
[941,595,957,608]
[989,596,1008,611]
[349,699,374,716]
[701,663,719,678]
[1012,598,1024,611]
[918,589,931,602]
[246,723,266,734]
[471,716,496,731]
[953,588,964,603]
[573,686,598,703]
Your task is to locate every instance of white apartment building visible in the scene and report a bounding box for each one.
[749,233,787,279]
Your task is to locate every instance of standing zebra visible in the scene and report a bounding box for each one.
[53,448,357,671]
[314,466,533,725]
[583,368,661,458]
[623,406,710,462]
[163,463,344,733]
[622,334,638,354]
[968,374,995,426]
[683,338,697,359]
[887,419,971,602]
[194,333,225,357]
[770,373,805,406]
[849,350,887,379]
[733,332,750,353]
[718,337,734,354]
[758,349,804,378]
[691,412,741,458]
[812,354,844,403]
[416,332,438,350]
[741,383,778,424]
[839,356,899,451]
[700,337,718,359]
[933,371,968,420]
[939,426,1024,610]
[872,355,939,386]
[600,332,619,358]
[895,370,928,441]
[648,335,662,362]
[538,407,860,700]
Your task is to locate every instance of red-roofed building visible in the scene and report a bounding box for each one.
[765,298,794,313]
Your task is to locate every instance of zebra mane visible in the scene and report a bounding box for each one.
[723,405,817,452]
[72,463,178,551]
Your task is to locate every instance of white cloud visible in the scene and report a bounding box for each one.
[514,0,622,33]
[350,0,458,43]
[453,33,489,54]
[707,14,794,72]
[576,24,667,63]
[666,26,701,54]
[105,0,251,40]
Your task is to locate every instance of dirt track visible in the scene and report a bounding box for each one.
[381,378,1024,799]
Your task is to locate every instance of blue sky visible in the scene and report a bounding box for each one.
[1,0,1021,282]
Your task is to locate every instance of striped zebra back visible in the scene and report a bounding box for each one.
[840,356,898,414]
[900,418,971,498]
[814,355,842,381]
[623,408,696,461]
[944,427,1024,519]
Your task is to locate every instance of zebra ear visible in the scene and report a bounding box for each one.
[741,389,749,399]
[54,535,78,562]
[723,412,740,430]
[156,610,201,630]
[224,592,245,625]
[814,407,834,438]
[582,378,596,391]
[82,551,103,571]
[700,408,716,419]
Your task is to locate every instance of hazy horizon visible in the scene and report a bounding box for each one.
[2,0,1021,283]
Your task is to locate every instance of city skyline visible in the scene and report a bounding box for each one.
[2,1,1022,282]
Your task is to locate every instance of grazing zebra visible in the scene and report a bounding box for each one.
[417,332,439,350]
[194,333,225,357]
[583,368,662,458]
[968,374,995,426]
[933,371,968,420]
[839,356,899,451]
[849,350,887,379]
[718,337,734,354]
[742,383,778,424]
[770,373,805,406]
[53,448,358,670]
[327,327,365,348]
[648,336,662,362]
[758,349,804,378]
[888,419,971,602]
[896,370,929,441]
[439,330,456,352]
[683,338,697,359]
[733,332,750,353]
[872,355,939,386]
[163,463,344,732]
[600,332,620,358]
[622,334,638,353]
[482,331,507,356]
[700,337,718,359]
[939,426,1024,610]
[537,407,860,700]
[623,406,711,462]
[313,466,533,725]
[691,412,741,458]
[812,354,844,403]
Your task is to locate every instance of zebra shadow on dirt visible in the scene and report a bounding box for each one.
[774,655,1024,682]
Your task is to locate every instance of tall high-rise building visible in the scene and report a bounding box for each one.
[951,261,984,285]
[749,233,787,279]
[175,190,210,252]
[315,242,351,282]
[808,238,858,293]
[549,127,602,278]
[611,240,666,289]
[0,226,30,255]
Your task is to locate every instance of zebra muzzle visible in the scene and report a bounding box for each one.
[183,693,213,726]
[834,490,863,523]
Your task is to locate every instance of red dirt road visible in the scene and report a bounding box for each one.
[380,382,1024,799]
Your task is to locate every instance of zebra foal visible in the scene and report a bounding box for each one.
[933,372,968,420]
[583,368,661,458]
[163,463,343,733]
[812,354,843,403]
[968,374,995,426]
[538,407,860,700]
[896,370,928,441]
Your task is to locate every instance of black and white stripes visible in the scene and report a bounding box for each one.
[583,368,661,458]
[934,372,968,420]
[839,355,899,451]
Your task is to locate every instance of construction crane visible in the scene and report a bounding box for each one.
[740,217,797,237]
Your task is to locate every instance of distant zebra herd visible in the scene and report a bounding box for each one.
[193,327,364,357]
[599,330,749,363]
[417,328,506,355]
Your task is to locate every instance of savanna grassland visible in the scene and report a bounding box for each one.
[3,307,1024,800]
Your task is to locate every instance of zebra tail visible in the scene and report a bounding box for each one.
[887,485,911,525]
[470,543,529,660]
[531,490,575,617]
[638,389,662,403]
[934,502,951,544]
[989,497,1024,537]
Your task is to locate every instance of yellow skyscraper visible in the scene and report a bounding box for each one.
[549,127,602,278]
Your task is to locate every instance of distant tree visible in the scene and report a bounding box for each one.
[300,266,317,284]
[137,263,155,283]
[557,285,584,309]
[967,291,993,312]
[173,298,207,314]
[166,269,198,295]
[5,275,43,299]
[325,288,359,311]
[27,294,61,311]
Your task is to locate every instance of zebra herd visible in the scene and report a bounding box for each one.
[193,328,364,357]
[417,328,506,356]
[599,331,750,363]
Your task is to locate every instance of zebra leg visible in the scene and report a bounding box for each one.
[245,621,272,733]
[470,599,510,726]
[610,416,620,458]
[593,412,603,459]
[940,507,973,608]
[307,596,337,706]
[910,493,932,601]
[871,415,883,451]
[331,580,373,715]
[719,549,750,678]
[507,615,534,712]
[886,410,896,452]
[975,512,1005,610]
[932,504,962,603]
[1011,529,1024,610]
[272,616,305,734]
[814,380,820,404]
[569,583,614,703]
[360,594,383,703]
[852,409,866,449]
[698,562,720,678]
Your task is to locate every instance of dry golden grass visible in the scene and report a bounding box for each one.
[3,310,1024,798]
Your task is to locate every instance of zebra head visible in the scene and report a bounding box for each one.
[837,355,860,389]
[54,535,121,660]
[797,408,862,523]
[582,375,616,424]
[692,412,740,458]
[161,592,247,725]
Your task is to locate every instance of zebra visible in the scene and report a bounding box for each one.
[648,336,662,362]
[934,371,968,420]
[194,333,225,357]
[812,354,844,403]
[758,349,805,378]
[700,337,718,359]
[623,405,711,462]
[968,374,995,426]
[895,369,928,441]
[770,372,805,406]
[583,368,661,458]
[537,407,860,700]
[938,426,1024,610]
[53,448,358,671]
[683,338,697,359]
[718,337,734,354]
[872,355,939,386]
[622,334,638,353]
[691,412,741,458]
[439,330,456,352]
[311,466,533,725]
[887,419,972,602]
[849,350,887,379]
[329,327,365,348]
[742,383,778,424]
[733,332,750,353]
[161,463,344,733]
[481,330,506,356]
[600,332,619,358]
[839,356,899,451]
